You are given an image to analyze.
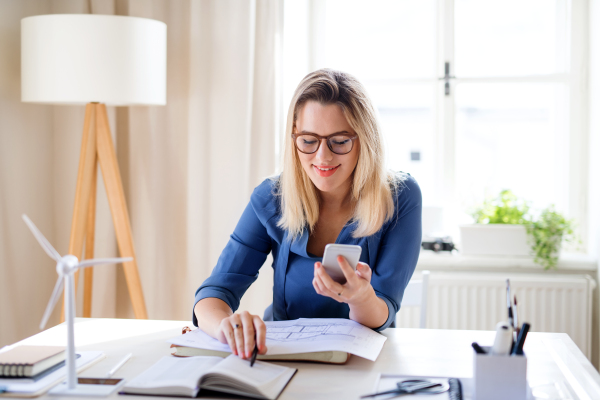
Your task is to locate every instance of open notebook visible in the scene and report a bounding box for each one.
[122,355,297,400]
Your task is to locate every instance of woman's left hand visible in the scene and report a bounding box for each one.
[312,256,375,305]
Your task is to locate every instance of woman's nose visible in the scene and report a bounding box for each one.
[315,139,333,161]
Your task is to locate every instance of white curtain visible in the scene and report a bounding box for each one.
[0,0,281,347]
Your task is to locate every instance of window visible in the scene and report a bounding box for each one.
[283,0,588,250]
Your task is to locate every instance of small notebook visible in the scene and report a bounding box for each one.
[121,355,297,400]
[0,351,105,398]
[0,346,65,378]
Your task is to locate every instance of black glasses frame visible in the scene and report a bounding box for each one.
[292,132,359,155]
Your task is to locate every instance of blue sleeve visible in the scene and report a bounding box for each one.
[370,175,422,331]
[192,180,276,326]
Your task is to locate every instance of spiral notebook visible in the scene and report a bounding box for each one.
[0,346,65,378]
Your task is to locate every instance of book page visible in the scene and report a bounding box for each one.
[124,356,221,390]
[207,355,292,386]
[202,355,296,400]
[168,318,387,361]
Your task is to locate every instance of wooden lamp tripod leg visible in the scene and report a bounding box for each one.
[61,103,147,322]
[82,160,97,318]
[95,104,148,319]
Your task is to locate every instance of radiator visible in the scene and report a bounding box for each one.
[397,272,596,359]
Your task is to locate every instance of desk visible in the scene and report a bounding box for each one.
[7,318,600,399]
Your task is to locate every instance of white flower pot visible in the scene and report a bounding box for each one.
[459,224,531,256]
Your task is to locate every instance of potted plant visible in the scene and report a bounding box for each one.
[525,206,576,270]
[460,190,576,269]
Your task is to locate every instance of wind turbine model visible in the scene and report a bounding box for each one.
[22,214,132,393]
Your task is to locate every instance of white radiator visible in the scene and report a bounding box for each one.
[397,272,596,359]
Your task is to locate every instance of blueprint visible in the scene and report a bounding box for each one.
[267,321,356,341]
[168,318,387,361]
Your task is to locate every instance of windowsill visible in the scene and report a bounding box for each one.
[416,250,598,274]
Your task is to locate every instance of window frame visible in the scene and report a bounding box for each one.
[290,0,590,252]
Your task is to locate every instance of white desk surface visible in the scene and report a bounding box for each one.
[7,318,600,399]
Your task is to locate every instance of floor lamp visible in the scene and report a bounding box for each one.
[21,14,167,321]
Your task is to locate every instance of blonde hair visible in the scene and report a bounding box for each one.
[277,69,402,240]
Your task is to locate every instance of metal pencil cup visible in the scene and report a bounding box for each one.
[473,347,527,400]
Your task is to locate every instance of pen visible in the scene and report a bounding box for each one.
[512,323,530,356]
[107,353,132,377]
[471,342,486,354]
[506,279,514,328]
[513,295,520,336]
[249,330,259,368]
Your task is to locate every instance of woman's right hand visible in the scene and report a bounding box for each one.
[214,311,268,359]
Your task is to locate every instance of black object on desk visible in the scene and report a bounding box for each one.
[472,342,487,354]
[422,236,456,252]
[512,322,530,355]
[360,378,462,399]
[249,337,258,367]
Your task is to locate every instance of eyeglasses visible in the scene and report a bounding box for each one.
[292,132,358,155]
[360,379,451,398]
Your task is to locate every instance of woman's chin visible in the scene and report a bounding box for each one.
[310,176,347,194]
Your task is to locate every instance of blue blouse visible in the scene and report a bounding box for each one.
[193,174,422,331]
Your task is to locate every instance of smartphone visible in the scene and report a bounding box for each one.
[321,244,362,284]
[50,378,125,396]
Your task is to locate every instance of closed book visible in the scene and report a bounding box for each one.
[0,346,65,378]
[0,351,105,398]
[170,344,350,364]
[122,355,297,400]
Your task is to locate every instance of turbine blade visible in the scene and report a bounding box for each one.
[76,257,133,269]
[22,214,61,262]
[40,276,64,330]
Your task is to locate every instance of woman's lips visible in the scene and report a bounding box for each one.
[313,165,340,177]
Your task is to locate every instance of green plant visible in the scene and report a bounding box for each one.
[525,206,576,270]
[471,190,529,224]
[471,191,576,270]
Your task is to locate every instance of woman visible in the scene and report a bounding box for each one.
[193,69,421,360]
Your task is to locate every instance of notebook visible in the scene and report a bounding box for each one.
[0,346,65,378]
[121,355,297,400]
[0,355,80,385]
[0,351,105,398]
[170,344,350,364]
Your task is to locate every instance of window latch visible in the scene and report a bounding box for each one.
[438,62,456,96]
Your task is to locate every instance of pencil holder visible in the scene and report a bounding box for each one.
[473,347,527,400]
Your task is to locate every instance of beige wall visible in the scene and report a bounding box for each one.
[0,0,118,346]
[0,0,280,347]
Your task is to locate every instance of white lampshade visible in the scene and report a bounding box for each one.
[21,14,166,106]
